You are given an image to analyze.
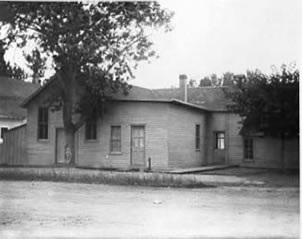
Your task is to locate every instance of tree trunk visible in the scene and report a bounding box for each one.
[62,90,77,166]
[61,66,77,166]
[65,125,76,165]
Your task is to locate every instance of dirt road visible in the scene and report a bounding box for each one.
[0,180,299,238]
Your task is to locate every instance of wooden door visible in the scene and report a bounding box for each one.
[213,132,226,164]
[55,128,65,164]
[131,126,145,168]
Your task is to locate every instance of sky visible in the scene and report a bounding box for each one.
[3,0,301,89]
[132,0,301,88]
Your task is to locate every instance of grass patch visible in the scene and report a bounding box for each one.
[0,167,211,188]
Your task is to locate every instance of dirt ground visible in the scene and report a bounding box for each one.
[0,180,299,238]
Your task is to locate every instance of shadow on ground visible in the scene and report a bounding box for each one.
[199,167,299,187]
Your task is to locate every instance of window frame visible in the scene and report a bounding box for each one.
[85,116,97,141]
[244,137,254,160]
[195,124,201,151]
[110,125,122,154]
[214,131,225,150]
[37,107,49,140]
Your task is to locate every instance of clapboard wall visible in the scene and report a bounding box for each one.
[0,124,27,165]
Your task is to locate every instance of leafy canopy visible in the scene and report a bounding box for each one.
[2,1,173,113]
[24,48,47,84]
[224,65,299,137]
[199,72,235,87]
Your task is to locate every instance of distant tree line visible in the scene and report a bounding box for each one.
[188,72,236,88]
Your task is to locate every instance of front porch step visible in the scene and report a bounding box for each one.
[167,165,239,174]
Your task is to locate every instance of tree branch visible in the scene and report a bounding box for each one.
[105,32,143,75]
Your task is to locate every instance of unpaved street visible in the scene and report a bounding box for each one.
[0,180,299,238]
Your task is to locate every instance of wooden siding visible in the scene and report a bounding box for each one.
[205,112,243,165]
[206,112,299,169]
[26,100,64,165]
[77,102,169,170]
[241,137,299,169]
[0,118,26,143]
[226,113,244,165]
[167,104,206,169]
[0,125,27,165]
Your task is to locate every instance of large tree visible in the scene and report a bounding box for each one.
[224,65,299,170]
[0,2,172,164]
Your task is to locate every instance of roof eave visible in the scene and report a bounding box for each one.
[110,98,212,112]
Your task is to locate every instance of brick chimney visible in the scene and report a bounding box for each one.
[179,74,188,102]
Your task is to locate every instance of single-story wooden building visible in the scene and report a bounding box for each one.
[1,75,299,170]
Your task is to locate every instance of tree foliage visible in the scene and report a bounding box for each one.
[188,79,197,88]
[0,2,173,164]
[199,76,212,87]
[24,48,47,84]
[0,40,9,76]
[199,72,235,87]
[224,65,299,137]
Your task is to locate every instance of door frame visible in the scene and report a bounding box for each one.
[130,125,146,168]
[213,131,226,164]
[55,127,65,165]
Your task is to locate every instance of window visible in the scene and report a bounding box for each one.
[215,132,225,149]
[244,138,253,160]
[195,124,200,150]
[0,127,8,139]
[38,107,48,140]
[85,117,97,140]
[110,126,121,153]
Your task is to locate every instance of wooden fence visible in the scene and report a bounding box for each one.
[0,124,27,165]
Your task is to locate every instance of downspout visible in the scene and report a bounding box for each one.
[226,111,230,165]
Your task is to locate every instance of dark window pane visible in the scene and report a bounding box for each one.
[38,107,48,139]
[195,124,200,150]
[110,126,121,152]
[86,117,97,140]
[244,138,253,159]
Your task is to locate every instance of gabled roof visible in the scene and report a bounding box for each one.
[112,85,158,100]
[21,76,59,107]
[152,87,231,111]
[21,76,230,113]
[0,76,40,119]
[22,76,159,107]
